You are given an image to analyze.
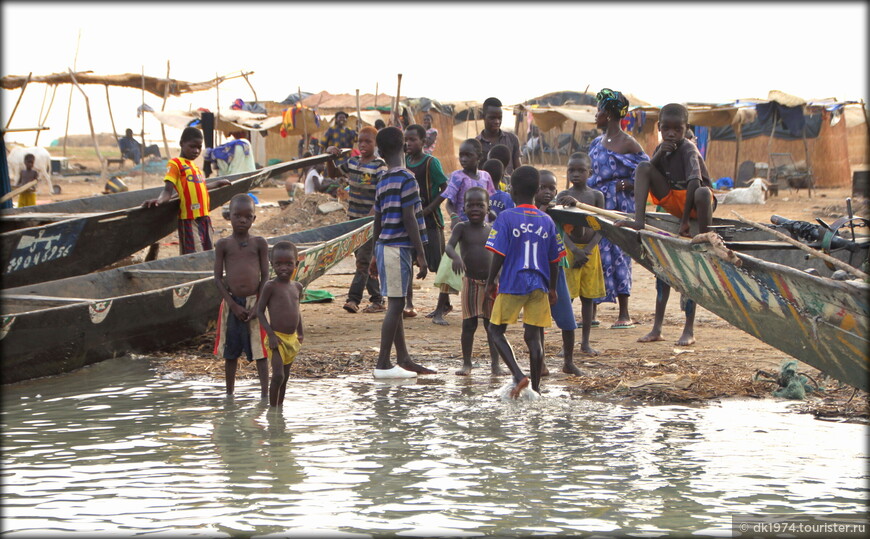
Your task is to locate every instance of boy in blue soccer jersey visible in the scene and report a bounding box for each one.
[485,166,566,398]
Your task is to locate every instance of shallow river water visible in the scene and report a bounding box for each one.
[2,356,867,537]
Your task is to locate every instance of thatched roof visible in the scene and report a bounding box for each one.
[0,71,251,98]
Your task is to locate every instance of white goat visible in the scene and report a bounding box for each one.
[6,145,53,194]
[720,177,768,205]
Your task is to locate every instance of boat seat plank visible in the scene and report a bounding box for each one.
[123,269,213,276]
[2,293,92,303]
[1,212,106,221]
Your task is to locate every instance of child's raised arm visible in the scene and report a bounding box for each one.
[141,181,176,208]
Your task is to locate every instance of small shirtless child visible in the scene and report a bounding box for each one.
[445,187,501,376]
[257,241,304,407]
[15,153,39,207]
[213,194,270,398]
[556,153,607,356]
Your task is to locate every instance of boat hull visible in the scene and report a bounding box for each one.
[549,207,869,392]
[0,218,373,384]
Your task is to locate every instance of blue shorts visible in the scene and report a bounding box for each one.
[376,242,412,298]
[550,267,578,331]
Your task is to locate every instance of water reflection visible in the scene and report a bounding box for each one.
[1,357,867,536]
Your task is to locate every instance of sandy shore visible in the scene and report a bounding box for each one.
[38,159,869,421]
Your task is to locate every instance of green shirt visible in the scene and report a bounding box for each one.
[406,154,449,228]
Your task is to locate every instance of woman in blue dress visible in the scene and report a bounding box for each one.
[586,88,649,328]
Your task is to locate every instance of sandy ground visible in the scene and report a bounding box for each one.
[35,157,869,420]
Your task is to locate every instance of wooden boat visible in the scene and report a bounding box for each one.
[0,217,373,384]
[548,206,869,392]
[0,153,343,288]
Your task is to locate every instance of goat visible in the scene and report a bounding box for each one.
[720,177,768,205]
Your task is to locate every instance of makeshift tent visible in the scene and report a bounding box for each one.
[1,71,248,98]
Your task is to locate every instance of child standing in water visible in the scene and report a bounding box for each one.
[444,187,501,376]
[486,166,566,398]
[556,153,607,356]
[213,194,271,398]
[257,241,304,407]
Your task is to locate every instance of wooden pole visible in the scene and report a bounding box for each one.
[298,86,308,152]
[215,72,221,147]
[801,107,812,196]
[104,84,119,144]
[242,71,258,103]
[355,89,362,129]
[465,103,473,139]
[374,82,378,108]
[393,73,402,127]
[34,84,58,146]
[732,211,868,280]
[765,108,777,182]
[68,69,106,179]
[34,79,48,134]
[63,30,82,157]
[733,122,742,183]
[0,180,38,204]
[569,200,672,235]
[141,66,146,189]
[160,61,171,160]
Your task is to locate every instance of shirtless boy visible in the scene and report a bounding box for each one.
[213,194,270,397]
[257,242,304,407]
[445,187,501,376]
[556,153,607,356]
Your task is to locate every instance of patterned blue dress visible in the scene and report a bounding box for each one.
[586,136,649,304]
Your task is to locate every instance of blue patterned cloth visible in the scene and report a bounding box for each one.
[586,136,649,303]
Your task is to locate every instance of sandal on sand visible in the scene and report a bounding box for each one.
[610,321,636,329]
[591,320,601,327]
[343,301,360,314]
[403,308,418,318]
[362,302,386,314]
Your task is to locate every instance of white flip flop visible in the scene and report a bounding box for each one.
[372,366,417,379]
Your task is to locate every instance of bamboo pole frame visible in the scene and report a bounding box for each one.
[160,61,171,159]
[68,69,106,179]
[34,84,58,146]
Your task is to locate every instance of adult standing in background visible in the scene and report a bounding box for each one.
[476,97,521,174]
[423,113,438,155]
[586,88,649,329]
[320,111,357,166]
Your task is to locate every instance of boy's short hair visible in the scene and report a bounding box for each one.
[539,169,557,182]
[659,103,689,124]
[374,119,386,130]
[511,165,540,198]
[461,138,483,156]
[423,113,433,120]
[24,153,34,160]
[568,152,591,165]
[483,97,502,111]
[488,144,511,166]
[406,124,427,140]
[481,158,504,185]
[376,126,404,155]
[229,193,254,210]
[359,125,378,138]
[335,111,348,119]
[465,186,489,202]
[271,240,298,261]
[180,126,203,144]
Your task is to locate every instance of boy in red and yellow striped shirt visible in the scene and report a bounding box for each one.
[143,127,231,254]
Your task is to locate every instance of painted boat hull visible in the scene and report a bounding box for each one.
[1,154,339,288]
[549,206,869,392]
[0,218,373,384]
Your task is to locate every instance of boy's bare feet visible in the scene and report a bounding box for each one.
[579,344,599,356]
[491,365,507,376]
[540,364,550,377]
[432,313,449,326]
[425,304,453,318]
[562,362,583,376]
[676,332,696,346]
[455,364,473,376]
[398,359,437,375]
[509,376,530,399]
[638,331,665,342]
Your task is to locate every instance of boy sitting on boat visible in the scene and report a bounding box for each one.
[213,193,271,399]
[257,241,305,407]
[616,103,715,346]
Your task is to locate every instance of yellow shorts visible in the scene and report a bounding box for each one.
[564,245,606,300]
[17,190,36,207]
[489,289,552,328]
[268,330,301,366]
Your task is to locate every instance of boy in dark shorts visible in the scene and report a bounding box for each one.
[486,166,566,398]
[403,123,449,318]
[213,194,271,398]
[556,153,606,356]
[368,127,434,378]
[143,127,231,254]
[257,241,304,407]
[444,187,501,376]
[616,103,715,345]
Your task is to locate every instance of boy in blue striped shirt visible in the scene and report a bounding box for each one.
[368,127,435,378]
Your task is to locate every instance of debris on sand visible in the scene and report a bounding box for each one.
[256,192,348,236]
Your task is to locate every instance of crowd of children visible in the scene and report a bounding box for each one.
[144,96,713,402]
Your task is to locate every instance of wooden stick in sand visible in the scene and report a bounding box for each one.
[355,89,362,130]
[393,73,402,127]
[0,180,37,204]
[68,69,106,180]
[160,61,171,160]
[731,211,868,280]
[35,84,58,146]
